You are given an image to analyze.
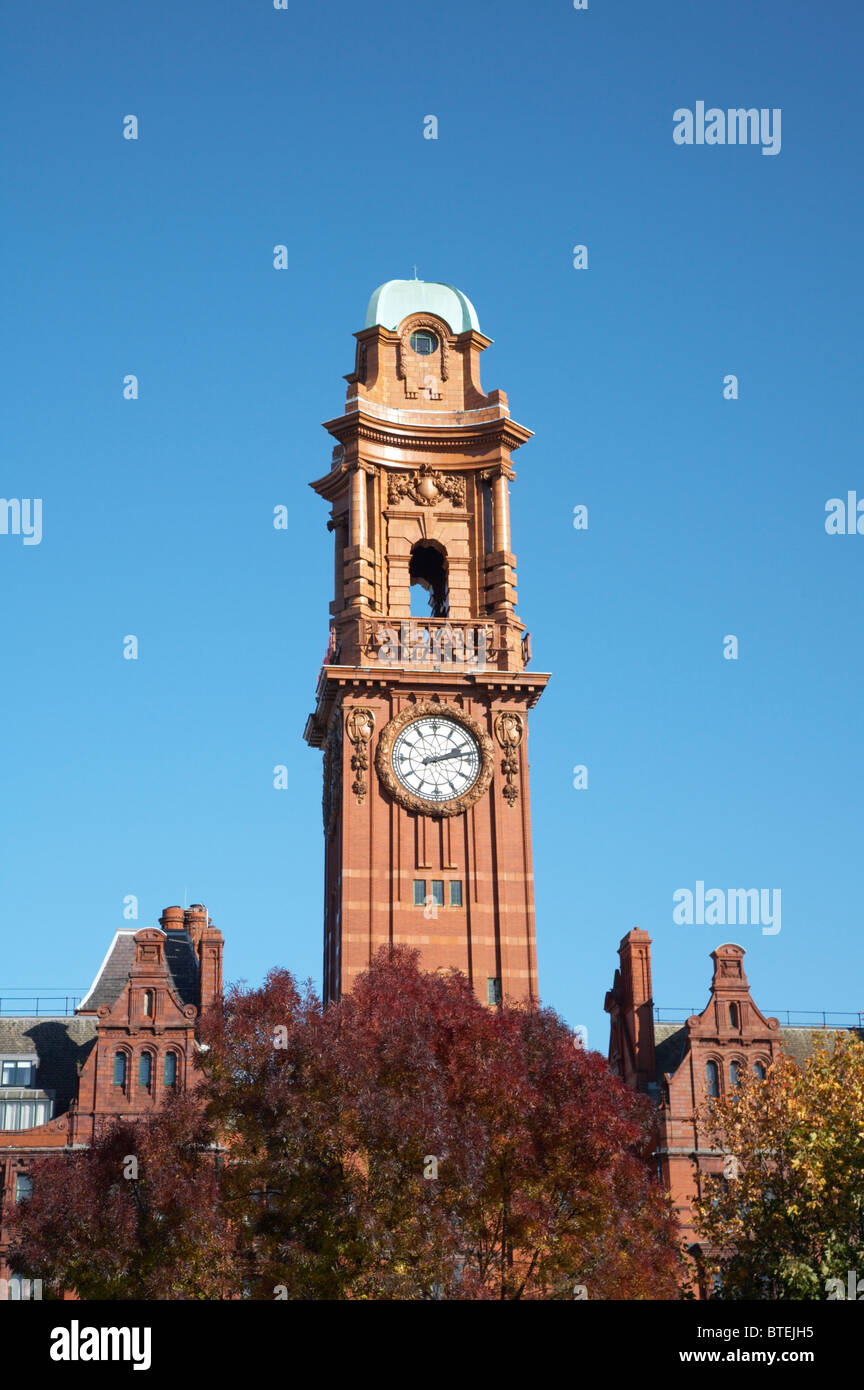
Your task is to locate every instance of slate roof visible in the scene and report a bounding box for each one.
[77,929,200,1013]
[0,1016,98,1115]
[654,1022,688,1082]
[776,1025,864,1067]
[651,1020,863,1083]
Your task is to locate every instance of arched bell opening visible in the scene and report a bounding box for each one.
[409,541,449,618]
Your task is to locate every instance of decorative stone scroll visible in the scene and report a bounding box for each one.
[322,717,343,838]
[345,707,375,804]
[387,463,465,508]
[494,711,524,806]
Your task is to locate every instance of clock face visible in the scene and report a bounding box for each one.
[390,715,481,803]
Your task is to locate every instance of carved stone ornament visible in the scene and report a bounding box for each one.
[398,317,450,382]
[387,462,465,508]
[494,711,524,806]
[345,706,375,804]
[375,699,494,818]
[322,715,343,837]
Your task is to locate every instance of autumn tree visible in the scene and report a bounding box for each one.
[10,950,683,1299]
[692,1032,864,1299]
[201,948,683,1299]
[7,1092,237,1299]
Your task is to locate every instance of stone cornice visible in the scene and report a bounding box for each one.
[304,666,551,746]
[321,404,532,456]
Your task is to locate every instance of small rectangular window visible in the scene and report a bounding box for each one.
[15,1174,32,1204]
[431,880,445,906]
[449,881,463,907]
[487,977,502,1006]
[413,880,426,906]
[1,1061,34,1086]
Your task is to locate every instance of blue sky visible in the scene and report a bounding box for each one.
[2,0,862,1049]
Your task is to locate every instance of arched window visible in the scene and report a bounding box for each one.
[164,1053,178,1088]
[409,541,448,618]
[753,1061,766,1081]
[730,1060,742,1088]
[139,1053,153,1090]
[113,1052,127,1088]
[143,989,155,1017]
[728,1003,738,1028]
[705,1060,720,1099]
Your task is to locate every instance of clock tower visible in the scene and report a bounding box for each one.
[304,279,549,1006]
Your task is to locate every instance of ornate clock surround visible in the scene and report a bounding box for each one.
[375,699,494,818]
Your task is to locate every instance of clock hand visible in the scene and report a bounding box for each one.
[422,748,468,766]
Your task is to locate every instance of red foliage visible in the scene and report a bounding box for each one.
[11,950,683,1299]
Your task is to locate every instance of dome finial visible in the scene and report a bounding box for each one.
[365,278,481,335]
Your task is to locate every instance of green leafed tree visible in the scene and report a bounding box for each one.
[692,1032,864,1299]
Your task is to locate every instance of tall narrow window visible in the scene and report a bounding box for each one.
[730,1060,742,1088]
[413,880,426,906]
[449,880,463,907]
[430,880,445,907]
[706,1060,720,1099]
[753,1061,766,1081]
[481,479,494,557]
[139,1053,152,1090]
[164,1053,178,1087]
[728,1003,738,1028]
[143,989,155,1018]
[113,1052,127,1088]
[487,978,502,1007]
[15,1174,32,1204]
[409,541,448,618]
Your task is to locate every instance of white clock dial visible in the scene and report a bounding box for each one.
[391,716,481,803]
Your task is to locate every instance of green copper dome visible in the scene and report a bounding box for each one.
[365,278,480,335]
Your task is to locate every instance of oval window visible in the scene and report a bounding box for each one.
[410,330,438,355]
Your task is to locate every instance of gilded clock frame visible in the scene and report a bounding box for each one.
[375,700,494,817]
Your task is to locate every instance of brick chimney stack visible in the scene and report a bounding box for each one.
[158,904,224,1014]
[183,904,208,952]
[185,904,223,1014]
[610,928,657,1092]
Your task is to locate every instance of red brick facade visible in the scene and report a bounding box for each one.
[0,904,223,1294]
[606,928,859,1293]
[304,283,549,1006]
